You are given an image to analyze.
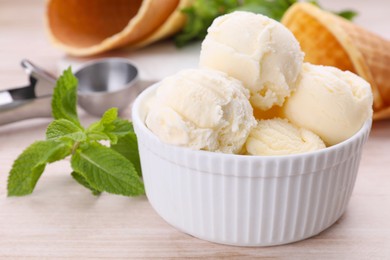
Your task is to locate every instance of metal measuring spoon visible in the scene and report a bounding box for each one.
[0,58,139,125]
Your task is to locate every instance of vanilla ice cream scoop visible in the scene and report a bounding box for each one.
[199,11,304,111]
[246,118,325,156]
[284,63,373,146]
[145,69,257,154]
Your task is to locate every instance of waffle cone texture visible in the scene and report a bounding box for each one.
[46,0,193,56]
[282,3,390,120]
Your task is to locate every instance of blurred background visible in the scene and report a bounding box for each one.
[0,0,388,90]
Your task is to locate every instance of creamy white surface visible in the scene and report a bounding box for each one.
[284,63,373,146]
[199,11,304,111]
[246,118,325,156]
[145,69,257,154]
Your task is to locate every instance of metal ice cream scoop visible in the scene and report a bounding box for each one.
[0,58,139,125]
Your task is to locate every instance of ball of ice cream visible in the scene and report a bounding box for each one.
[246,118,325,156]
[284,63,373,146]
[145,69,257,154]
[199,11,304,111]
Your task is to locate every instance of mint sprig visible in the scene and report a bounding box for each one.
[71,171,101,196]
[112,132,142,177]
[7,140,72,196]
[174,0,357,47]
[51,68,80,126]
[7,68,144,197]
[71,142,144,196]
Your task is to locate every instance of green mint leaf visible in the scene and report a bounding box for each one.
[108,118,134,138]
[307,1,357,20]
[71,171,101,196]
[87,108,118,133]
[336,10,358,21]
[86,108,134,144]
[46,119,86,142]
[175,0,357,47]
[111,132,142,177]
[86,108,119,143]
[101,107,118,124]
[233,0,296,21]
[51,67,80,126]
[233,4,274,18]
[71,142,145,196]
[7,140,72,196]
[8,69,143,198]
[86,131,112,143]
[175,0,238,47]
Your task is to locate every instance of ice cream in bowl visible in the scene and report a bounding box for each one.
[132,11,373,246]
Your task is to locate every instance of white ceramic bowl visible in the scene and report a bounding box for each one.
[132,84,372,247]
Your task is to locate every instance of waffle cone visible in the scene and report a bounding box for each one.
[282,3,390,120]
[134,0,194,48]
[46,0,184,57]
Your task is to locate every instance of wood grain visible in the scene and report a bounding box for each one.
[1,0,390,259]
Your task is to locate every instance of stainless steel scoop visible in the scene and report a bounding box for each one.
[0,58,139,125]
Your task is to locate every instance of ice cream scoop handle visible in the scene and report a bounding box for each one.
[0,96,52,125]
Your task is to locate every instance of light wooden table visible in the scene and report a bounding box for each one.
[1,0,390,259]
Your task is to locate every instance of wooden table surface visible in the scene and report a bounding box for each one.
[1,0,390,259]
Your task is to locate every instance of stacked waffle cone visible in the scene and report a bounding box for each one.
[46,0,193,57]
[282,3,390,120]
